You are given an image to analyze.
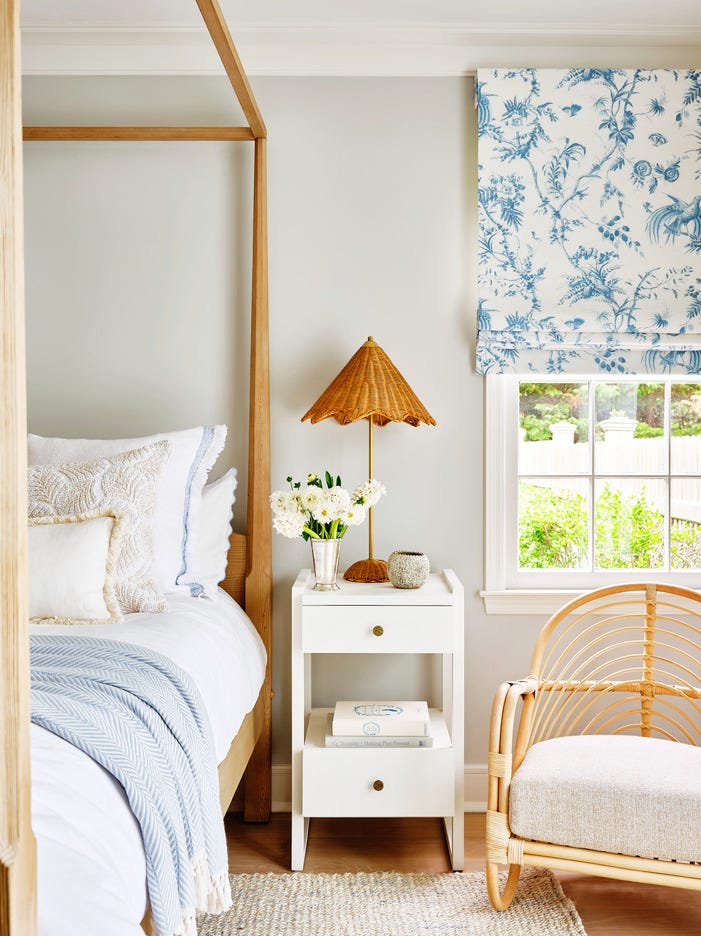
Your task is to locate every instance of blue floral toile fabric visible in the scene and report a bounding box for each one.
[477,68,701,374]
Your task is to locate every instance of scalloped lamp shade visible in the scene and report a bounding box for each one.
[301,337,436,428]
[302,337,435,583]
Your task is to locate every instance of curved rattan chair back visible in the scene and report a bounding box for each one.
[522,582,701,750]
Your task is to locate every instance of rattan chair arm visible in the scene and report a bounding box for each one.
[497,679,537,761]
[512,677,539,696]
[487,678,538,813]
[490,678,538,730]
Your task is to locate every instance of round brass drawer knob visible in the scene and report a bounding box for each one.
[372,625,384,637]
[372,779,384,792]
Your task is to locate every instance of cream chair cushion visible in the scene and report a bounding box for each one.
[509,734,701,863]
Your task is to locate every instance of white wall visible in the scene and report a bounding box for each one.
[20,75,563,806]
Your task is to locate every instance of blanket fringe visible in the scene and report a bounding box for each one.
[191,850,232,913]
[174,909,197,936]
[172,858,232,936]
[173,853,232,935]
[206,868,233,914]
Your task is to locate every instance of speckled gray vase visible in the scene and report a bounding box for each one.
[387,550,430,589]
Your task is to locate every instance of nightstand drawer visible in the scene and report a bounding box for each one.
[302,747,455,817]
[301,605,454,652]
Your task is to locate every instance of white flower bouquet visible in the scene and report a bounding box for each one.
[270,471,385,540]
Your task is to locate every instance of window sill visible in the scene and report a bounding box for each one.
[480,589,585,615]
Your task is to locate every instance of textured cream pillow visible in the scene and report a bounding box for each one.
[29,510,125,624]
[28,441,170,614]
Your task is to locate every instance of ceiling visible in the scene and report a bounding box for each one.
[18,0,701,29]
[19,1,701,77]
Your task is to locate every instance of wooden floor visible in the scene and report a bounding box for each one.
[225,812,701,935]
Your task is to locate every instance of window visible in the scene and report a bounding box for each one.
[483,376,701,614]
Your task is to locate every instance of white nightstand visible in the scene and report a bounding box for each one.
[291,568,464,871]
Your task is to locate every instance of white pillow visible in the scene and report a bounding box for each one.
[195,468,237,597]
[28,442,170,614]
[29,511,125,624]
[28,425,226,597]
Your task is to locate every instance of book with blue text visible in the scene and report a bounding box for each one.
[332,700,430,737]
[324,716,433,747]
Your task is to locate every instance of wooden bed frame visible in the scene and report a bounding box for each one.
[0,1,272,932]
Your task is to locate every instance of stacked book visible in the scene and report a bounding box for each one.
[326,700,433,747]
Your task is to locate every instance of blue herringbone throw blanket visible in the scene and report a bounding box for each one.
[30,635,232,936]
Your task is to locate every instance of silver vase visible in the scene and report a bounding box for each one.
[310,538,341,591]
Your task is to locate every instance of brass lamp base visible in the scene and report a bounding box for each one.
[343,558,389,583]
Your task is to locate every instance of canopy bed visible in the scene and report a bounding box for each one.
[1,1,272,934]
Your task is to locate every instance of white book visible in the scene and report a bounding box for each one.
[332,700,430,737]
[324,717,433,748]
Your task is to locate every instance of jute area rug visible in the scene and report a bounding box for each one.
[197,868,587,935]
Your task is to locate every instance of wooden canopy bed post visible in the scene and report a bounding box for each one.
[196,0,272,824]
[1,1,37,934]
[242,135,272,821]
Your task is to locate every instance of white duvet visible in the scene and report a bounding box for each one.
[30,590,266,936]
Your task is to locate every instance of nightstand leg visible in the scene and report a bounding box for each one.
[291,585,308,871]
[442,600,464,872]
[291,813,309,871]
[443,812,464,871]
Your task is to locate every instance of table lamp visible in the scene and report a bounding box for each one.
[301,336,435,583]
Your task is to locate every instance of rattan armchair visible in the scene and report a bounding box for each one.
[486,582,701,910]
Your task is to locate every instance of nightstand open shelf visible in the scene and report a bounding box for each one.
[291,569,464,871]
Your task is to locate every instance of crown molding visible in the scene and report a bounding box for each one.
[21,23,701,77]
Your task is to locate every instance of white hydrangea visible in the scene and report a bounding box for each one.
[341,504,367,526]
[273,511,306,539]
[299,485,321,511]
[311,487,351,523]
[269,489,300,514]
[352,478,386,508]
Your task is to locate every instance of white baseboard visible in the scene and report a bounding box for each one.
[271,764,293,813]
[271,763,487,814]
[463,763,488,813]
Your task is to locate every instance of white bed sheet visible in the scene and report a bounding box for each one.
[30,590,266,936]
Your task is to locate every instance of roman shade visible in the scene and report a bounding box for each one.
[476,68,701,374]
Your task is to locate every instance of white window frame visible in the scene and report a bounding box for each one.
[482,374,701,614]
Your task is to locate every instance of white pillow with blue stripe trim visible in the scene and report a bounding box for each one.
[196,467,237,598]
[28,425,226,598]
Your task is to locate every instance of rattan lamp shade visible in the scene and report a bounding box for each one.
[301,337,436,428]
[302,337,435,583]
